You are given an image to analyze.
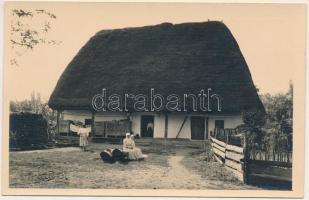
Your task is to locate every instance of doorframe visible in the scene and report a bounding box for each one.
[190,116,208,140]
[140,115,155,138]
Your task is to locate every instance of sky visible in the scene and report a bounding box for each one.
[4,2,306,101]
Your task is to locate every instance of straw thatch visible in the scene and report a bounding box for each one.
[48,21,264,114]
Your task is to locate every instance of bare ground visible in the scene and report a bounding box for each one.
[9,139,258,189]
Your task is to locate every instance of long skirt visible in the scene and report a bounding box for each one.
[124,147,144,160]
[79,136,88,147]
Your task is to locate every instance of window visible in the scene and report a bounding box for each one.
[215,120,224,129]
[84,119,93,125]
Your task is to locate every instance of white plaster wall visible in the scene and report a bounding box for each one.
[208,115,243,135]
[131,112,141,135]
[167,113,191,139]
[154,114,165,138]
[167,114,243,139]
[62,110,243,139]
[130,112,165,138]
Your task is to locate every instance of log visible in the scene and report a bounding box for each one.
[226,144,243,154]
[226,150,244,162]
[214,154,224,164]
[225,158,243,172]
[213,143,226,152]
[211,137,226,148]
[225,165,244,182]
[213,147,225,159]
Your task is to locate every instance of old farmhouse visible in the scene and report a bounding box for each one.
[48,21,264,140]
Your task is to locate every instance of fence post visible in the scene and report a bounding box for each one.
[214,128,217,139]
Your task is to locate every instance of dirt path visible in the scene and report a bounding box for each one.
[161,155,209,189]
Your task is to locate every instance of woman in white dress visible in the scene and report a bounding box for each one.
[77,125,90,151]
[123,133,146,160]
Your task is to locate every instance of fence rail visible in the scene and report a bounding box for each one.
[210,134,245,182]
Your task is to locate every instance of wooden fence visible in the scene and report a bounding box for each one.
[210,128,292,189]
[93,120,131,138]
[210,129,246,182]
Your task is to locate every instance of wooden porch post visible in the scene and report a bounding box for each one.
[204,117,209,140]
[164,112,168,138]
[56,110,60,136]
[91,112,96,138]
[127,112,132,133]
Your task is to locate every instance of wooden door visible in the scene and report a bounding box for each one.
[191,116,205,140]
[141,115,154,137]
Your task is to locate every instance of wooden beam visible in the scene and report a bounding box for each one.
[176,115,188,138]
[204,117,208,140]
[127,112,132,133]
[226,144,244,154]
[213,147,225,159]
[225,159,243,172]
[213,143,226,153]
[56,110,60,136]
[91,112,96,137]
[211,137,227,148]
[164,112,168,138]
[225,165,244,183]
[226,150,244,162]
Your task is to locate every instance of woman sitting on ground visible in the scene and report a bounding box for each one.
[123,133,146,160]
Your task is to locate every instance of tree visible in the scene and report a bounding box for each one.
[241,108,266,146]
[10,9,61,66]
[9,92,57,139]
[260,81,293,134]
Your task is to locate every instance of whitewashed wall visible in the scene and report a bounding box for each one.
[130,112,165,138]
[208,115,243,135]
[167,113,191,139]
[165,114,242,139]
[61,110,243,139]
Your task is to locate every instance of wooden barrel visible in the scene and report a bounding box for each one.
[100,149,114,162]
[100,148,127,162]
[112,148,126,161]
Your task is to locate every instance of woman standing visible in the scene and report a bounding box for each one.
[77,125,90,151]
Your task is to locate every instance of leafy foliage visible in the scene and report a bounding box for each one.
[241,83,293,159]
[260,82,293,134]
[241,108,266,147]
[10,9,61,66]
[10,92,57,127]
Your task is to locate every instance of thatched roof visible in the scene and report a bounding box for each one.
[48,21,264,114]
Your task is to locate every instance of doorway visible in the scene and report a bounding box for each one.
[191,116,206,140]
[141,115,154,137]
